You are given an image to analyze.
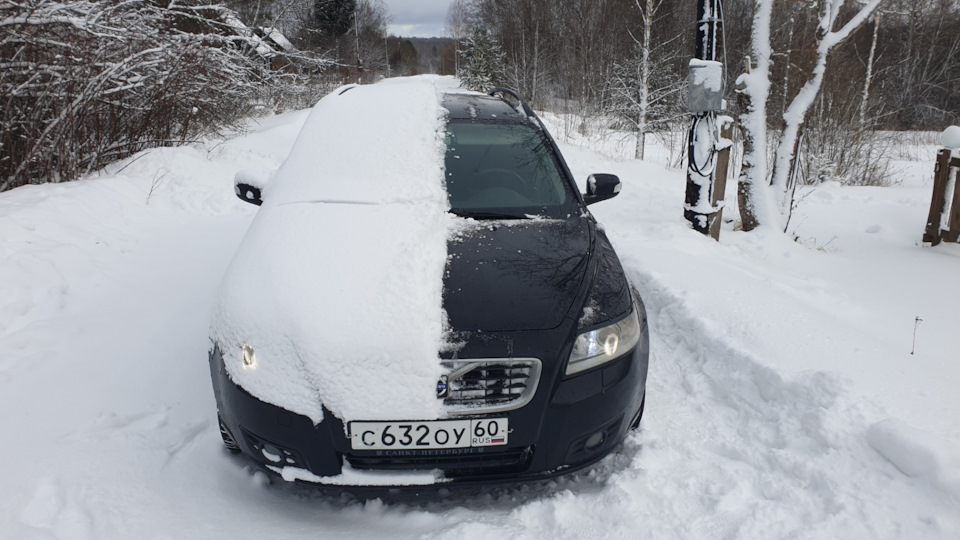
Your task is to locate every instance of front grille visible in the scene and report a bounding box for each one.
[441,358,542,414]
[346,446,533,476]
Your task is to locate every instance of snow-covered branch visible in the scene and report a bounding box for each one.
[1,0,334,190]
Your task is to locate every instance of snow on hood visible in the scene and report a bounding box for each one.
[211,78,451,424]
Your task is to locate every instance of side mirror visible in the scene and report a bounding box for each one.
[234,182,263,206]
[233,169,272,206]
[583,173,621,205]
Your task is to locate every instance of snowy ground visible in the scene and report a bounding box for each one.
[2,94,959,539]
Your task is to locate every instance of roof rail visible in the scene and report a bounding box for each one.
[488,88,543,130]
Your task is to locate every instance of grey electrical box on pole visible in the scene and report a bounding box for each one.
[688,59,724,112]
[684,0,726,238]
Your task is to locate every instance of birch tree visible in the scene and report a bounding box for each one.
[738,0,884,231]
[609,0,684,159]
[496,0,553,106]
[858,11,881,128]
[736,0,778,230]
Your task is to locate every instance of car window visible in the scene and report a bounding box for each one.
[444,121,578,218]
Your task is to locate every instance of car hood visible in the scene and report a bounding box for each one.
[445,218,593,332]
[211,202,450,425]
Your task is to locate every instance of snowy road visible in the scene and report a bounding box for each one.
[1,107,958,539]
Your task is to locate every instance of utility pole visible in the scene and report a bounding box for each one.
[684,0,727,238]
[355,4,362,78]
[385,35,391,77]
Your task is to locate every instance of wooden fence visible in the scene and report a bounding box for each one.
[923,149,960,245]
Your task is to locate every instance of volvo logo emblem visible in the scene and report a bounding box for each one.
[436,375,449,399]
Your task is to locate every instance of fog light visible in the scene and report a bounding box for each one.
[585,431,605,450]
[260,443,282,463]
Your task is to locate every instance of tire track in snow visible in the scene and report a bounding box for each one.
[593,268,960,539]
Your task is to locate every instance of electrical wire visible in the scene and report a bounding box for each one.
[718,0,728,99]
[688,111,718,176]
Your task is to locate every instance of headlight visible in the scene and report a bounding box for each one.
[241,344,257,369]
[566,309,642,376]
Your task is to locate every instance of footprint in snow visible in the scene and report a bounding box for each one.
[165,419,210,460]
[91,408,169,436]
[20,476,95,540]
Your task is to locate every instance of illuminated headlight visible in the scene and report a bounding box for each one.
[242,344,256,369]
[566,309,642,376]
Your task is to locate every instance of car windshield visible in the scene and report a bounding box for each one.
[444,121,579,219]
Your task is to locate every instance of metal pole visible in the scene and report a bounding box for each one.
[355,5,362,75]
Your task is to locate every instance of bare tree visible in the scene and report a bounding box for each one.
[609,0,685,159]
[737,0,884,231]
[446,0,479,73]
[355,0,389,74]
[877,0,960,129]
[769,0,883,209]
[0,0,331,191]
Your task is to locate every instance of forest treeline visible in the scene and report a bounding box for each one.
[453,0,959,130]
[2,0,958,191]
[451,0,959,188]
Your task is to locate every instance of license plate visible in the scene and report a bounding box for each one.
[349,418,509,450]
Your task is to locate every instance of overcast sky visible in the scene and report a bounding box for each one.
[382,0,453,38]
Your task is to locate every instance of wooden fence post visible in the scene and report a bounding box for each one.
[708,120,734,240]
[944,155,960,243]
[929,126,960,245]
[923,150,951,246]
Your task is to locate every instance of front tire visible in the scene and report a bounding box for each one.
[630,394,646,430]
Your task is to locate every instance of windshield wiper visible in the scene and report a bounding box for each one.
[449,209,531,220]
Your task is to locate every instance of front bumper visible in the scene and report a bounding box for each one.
[209,327,648,487]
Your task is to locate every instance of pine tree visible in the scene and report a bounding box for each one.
[457,27,505,93]
[314,0,356,38]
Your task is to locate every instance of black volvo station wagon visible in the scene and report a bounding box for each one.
[210,81,649,487]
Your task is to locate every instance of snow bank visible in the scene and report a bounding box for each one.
[268,464,443,486]
[867,419,960,489]
[211,78,452,424]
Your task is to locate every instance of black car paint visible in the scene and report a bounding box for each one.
[445,219,592,332]
[212,90,649,486]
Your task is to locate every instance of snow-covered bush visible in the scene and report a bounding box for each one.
[766,89,894,189]
[0,0,330,191]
